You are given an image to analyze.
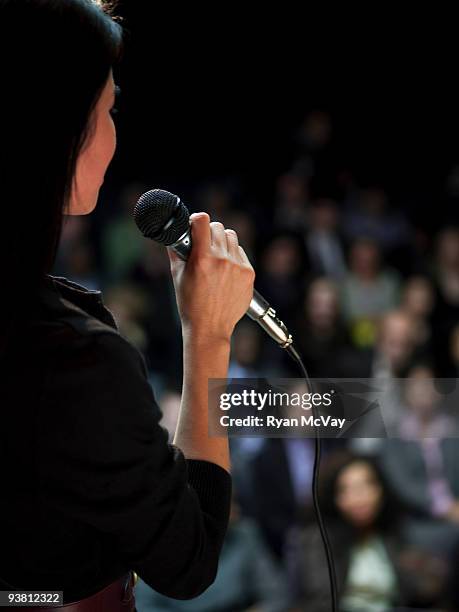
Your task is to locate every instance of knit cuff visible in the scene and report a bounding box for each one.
[185,459,232,522]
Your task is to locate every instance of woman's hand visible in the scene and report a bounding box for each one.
[167,212,255,344]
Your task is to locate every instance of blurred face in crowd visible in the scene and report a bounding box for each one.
[277,173,308,203]
[349,239,380,279]
[229,498,241,524]
[66,243,94,276]
[300,110,332,149]
[67,71,117,215]
[360,188,387,216]
[225,211,255,254]
[232,323,260,366]
[450,325,459,366]
[378,311,416,372]
[309,199,339,232]
[404,366,440,422]
[201,185,231,217]
[335,462,383,529]
[436,228,459,269]
[104,285,147,347]
[402,276,434,319]
[141,240,170,276]
[262,237,301,278]
[306,278,339,330]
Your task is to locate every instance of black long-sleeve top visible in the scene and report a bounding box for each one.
[0,275,232,604]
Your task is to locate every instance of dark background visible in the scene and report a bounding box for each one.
[100,3,459,232]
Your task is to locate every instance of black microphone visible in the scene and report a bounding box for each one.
[133,188,293,348]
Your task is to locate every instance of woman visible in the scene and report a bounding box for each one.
[286,452,444,611]
[0,1,254,610]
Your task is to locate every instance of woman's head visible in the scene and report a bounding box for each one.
[334,460,383,529]
[0,0,122,321]
[321,451,396,532]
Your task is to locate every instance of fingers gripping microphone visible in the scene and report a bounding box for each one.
[133,189,293,349]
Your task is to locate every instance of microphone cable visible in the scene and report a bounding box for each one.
[286,344,338,612]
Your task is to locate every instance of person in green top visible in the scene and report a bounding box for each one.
[286,451,448,611]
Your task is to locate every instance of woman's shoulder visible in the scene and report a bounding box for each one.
[28,275,125,347]
[36,274,118,335]
[22,274,146,372]
[34,278,156,427]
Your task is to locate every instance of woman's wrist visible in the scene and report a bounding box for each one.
[182,329,231,382]
[182,326,232,352]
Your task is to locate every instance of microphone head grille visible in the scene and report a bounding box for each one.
[133,189,190,245]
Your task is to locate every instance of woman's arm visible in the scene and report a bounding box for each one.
[170,212,255,474]
[173,334,231,471]
[38,330,233,599]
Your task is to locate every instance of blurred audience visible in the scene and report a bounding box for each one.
[449,324,459,377]
[257,233,306,324]
[378,365,459,560]
[52,109,459,610]
[371,312,419,381]
[304,198,347,281]
[245,435,316,563]
[224,209,257,262]
[103,283,149,352]
[342,186,411,259]
[293,110,339,192]
[286,452,448,611]
[341,238,401,347]
[157,389,182,442]
[102,182,146,283]
[134,494,292,612]
[195,182,233,223]
[245,385,338,565]
[400,275,435,352]
[54,216,94,279]
[127,239,182,389]
[432,227,459,375]
[295,278,357,378]
[229,321,264,379]
[351,311,422,450]
[274,172,309,231]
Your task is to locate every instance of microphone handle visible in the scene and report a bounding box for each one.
[169,229,293,349]
[247,289,293,348]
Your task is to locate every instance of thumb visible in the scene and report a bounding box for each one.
[189,212,211,259]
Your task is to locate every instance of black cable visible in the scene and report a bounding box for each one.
[286,343,338,612]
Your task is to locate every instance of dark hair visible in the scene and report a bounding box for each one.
[0,0,122,344]
[319,450,401,535]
